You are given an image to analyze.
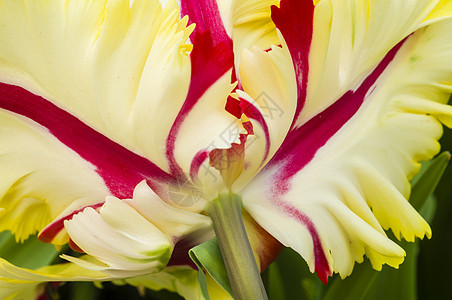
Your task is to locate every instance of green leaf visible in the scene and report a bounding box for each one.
[410,151,450,210]
[263,247,322,300]
[189,238,233,299]
[263,261,286,300]
[322,261,379,300]
[0,231,58,269]
[69,282,100,300]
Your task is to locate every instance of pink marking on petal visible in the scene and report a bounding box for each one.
[268,39,407,181]
[38,202,104,243]
[276,199,332,283]
[226,96,242,119]
[240,98,271,166]
[0,83,173,200]
[190,150,209,180]
[270,189,333,284]
[165,32,234,176]
[180,0,231,47]
[271,0,315,126]
[68,238,85,253]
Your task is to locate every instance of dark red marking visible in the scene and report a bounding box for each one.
[278,200,332,283]
[267,39,406,180]
[165,32,234,176]
[180,0,231,47]
[225,96,242,119]
[240,98,271,167]
[190,150,209,180]
[271,0,315,127]
[39,203,104,242]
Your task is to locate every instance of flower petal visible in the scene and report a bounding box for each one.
[231,0,281,75]
[124,181,212,240]
[0,0,239,242]
[232,41,297,190]
[421,0,452,25]
[0,0,194,170]
[0,258,109,299]
[275,0,441,125]
[242,13,452,282]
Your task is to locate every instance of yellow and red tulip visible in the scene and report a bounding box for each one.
[1,0,452,298]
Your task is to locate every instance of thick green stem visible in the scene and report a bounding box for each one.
[205,193,268,300]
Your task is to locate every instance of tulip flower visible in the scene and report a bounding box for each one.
[1,0,452,299]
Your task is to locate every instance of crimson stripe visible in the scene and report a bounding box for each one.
[0,82,172,200]
[180,0,231,47]
[240,98,271,167]
[165,32,234,176]
[271,0,315,127]
[39,203,104,243]
[277,201,332,283]
[190,150,209,180]
[268,39,406,182]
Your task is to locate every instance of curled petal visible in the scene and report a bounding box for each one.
[125,181,212,240]
[233,38,297,190]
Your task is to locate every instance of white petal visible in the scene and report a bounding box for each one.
[64,198,172,275]
[125,181,212,239]
[234,38,297,190]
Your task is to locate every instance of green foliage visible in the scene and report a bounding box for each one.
[0,231,58,270]
[189,238,233,299]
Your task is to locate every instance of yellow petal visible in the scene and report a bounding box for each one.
[0,258,109,300]
[231,0,281,71]
[421,0,452,25]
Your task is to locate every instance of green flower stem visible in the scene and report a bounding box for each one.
[205,193,268,300]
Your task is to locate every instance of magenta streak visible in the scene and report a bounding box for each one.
[269,39,406,179]
[240,98,271,167]
[271,0,314,128]
[39,203,104,243]
[165,32,234,176]
[180,0,231,47]
[225,96,242,119]
[190,150,208,180]
[278,200,331,283]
